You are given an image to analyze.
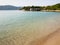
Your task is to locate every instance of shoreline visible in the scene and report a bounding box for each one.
[41,10,60,12]
[28,28,60,45]
[43,28,60,45]
[20,10,60,12]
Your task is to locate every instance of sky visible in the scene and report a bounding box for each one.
[0,0,60,6]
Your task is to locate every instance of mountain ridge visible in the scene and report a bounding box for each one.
[0,5,21,10]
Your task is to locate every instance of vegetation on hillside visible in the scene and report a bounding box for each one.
[20,6,43,11]
[20,3,60,11]
[45,3,60,10]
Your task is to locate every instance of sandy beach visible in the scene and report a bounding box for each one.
[28,28,60,45]
[43,28,60,45]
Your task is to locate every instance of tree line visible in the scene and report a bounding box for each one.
[20,3,60,11]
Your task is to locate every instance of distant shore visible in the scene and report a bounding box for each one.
[41,10,60,12]
[20,3,60,11]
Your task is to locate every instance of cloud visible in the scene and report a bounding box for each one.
[0,0,60,6]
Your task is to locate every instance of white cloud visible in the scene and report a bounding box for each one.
[0,0,60,6]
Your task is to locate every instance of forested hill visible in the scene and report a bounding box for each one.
[20,3,60,11]
[45,3,60,10]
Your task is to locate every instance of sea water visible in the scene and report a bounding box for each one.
[0,10,60,45]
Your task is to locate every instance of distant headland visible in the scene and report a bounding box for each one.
[20,3,60,12]
[0,5,21,10]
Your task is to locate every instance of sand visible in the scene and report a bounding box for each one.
[28,28,60,45]
[43,28,60,45]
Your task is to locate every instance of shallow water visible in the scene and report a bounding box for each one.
[0,10,60,45]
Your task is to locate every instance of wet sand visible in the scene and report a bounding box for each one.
[43,28,60,45]
[28,28,60,45]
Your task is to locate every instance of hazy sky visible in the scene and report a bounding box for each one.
[0,0,60,6]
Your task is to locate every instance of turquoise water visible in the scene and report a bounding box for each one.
[0,11,60,45]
